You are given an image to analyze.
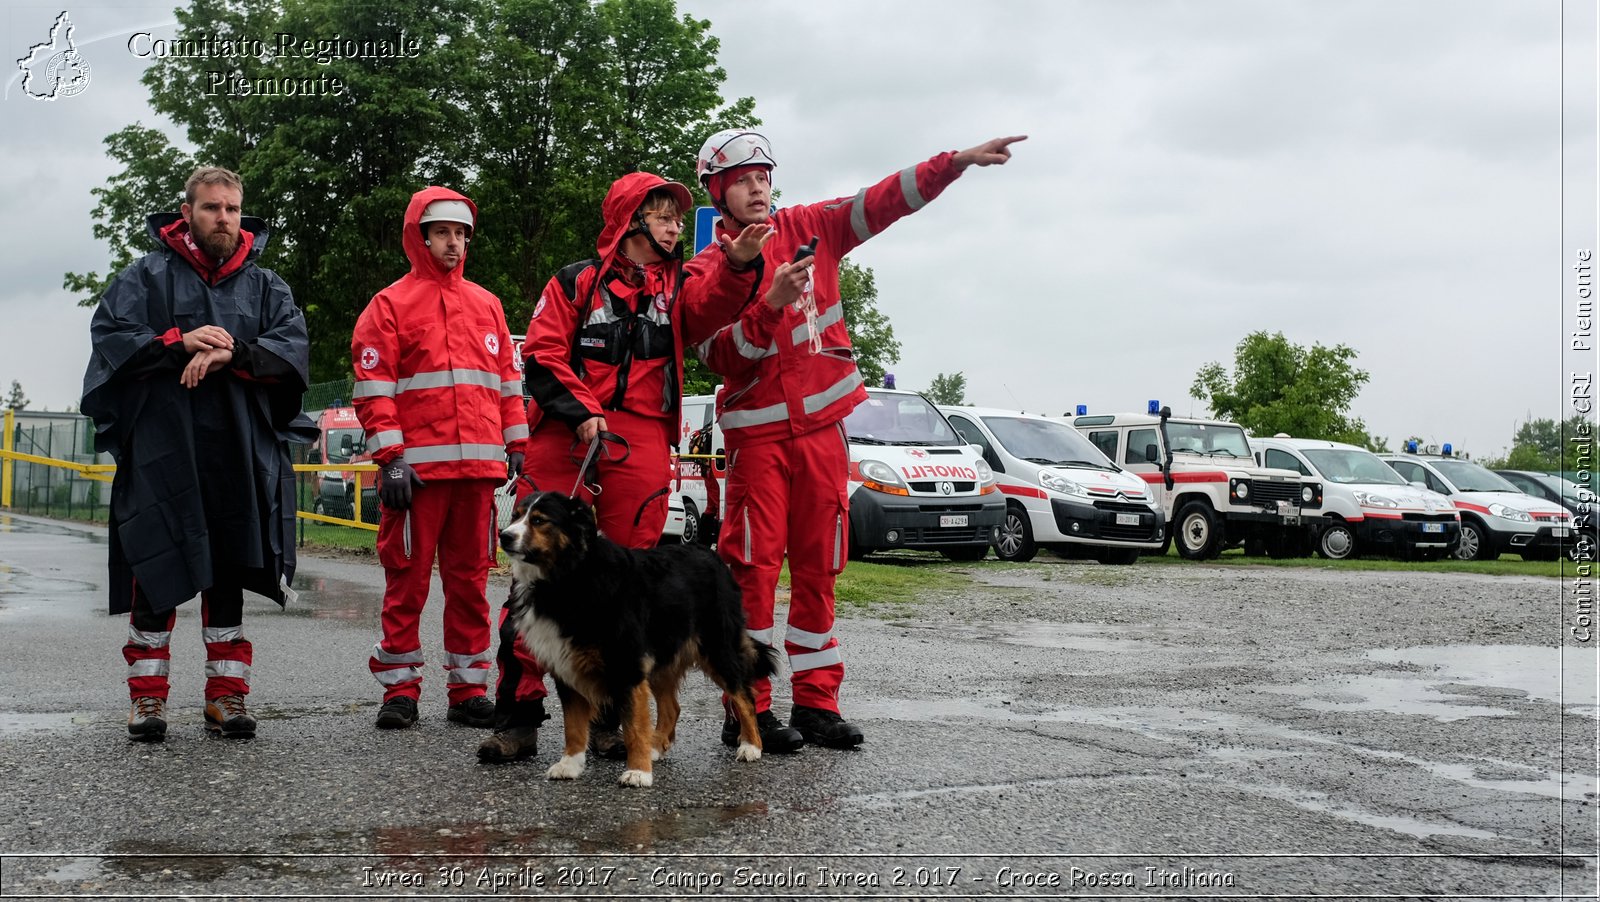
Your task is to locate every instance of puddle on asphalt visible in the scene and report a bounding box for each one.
[0,712,96,734]
[1262,676,1516,722]
[280,575,384,624]
[1200,777,1504,841]
[1368,645,1598,712]
[922,619,1184,653]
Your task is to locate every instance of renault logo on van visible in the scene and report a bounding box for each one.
[939,481,954,495]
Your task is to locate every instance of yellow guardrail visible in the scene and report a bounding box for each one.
[293,462,379,531]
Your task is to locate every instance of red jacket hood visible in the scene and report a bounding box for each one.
[403,186,478,281]
[596,172,692,269]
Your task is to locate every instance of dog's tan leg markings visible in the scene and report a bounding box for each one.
[648,662,686,759]
[728,690,763,762]
[547,692,592,781]
[619,682,655,787]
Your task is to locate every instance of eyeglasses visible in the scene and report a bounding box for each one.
[640,212,684,227]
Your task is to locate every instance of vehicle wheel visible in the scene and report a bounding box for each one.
[1096,547,1141,565]
[1316,521,1356,560]
[679,498,699,546]
[994,506,1038,563]
[1453,519,1498,561]
[313,497,325,517]
[941,545,989,562]
[1174,501,1224,560]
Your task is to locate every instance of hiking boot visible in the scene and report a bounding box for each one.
[375,696,418,730]
[446,695,495,728]
[204,695,257,739]
[722,709,804,753]
[478,698,546,764]
[127,696,167,742]
[790,705,864,749]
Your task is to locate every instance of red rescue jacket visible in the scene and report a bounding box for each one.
[522,172,754,434]
[350,186,528,479]
[691,152,962,447]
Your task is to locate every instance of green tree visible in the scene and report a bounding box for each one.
[838,261,901,390]
[1191,331,1372,445]
[926,372,968,405]
[1485,415,1593,471]
[4,380,28,411]
[69,0,757,383]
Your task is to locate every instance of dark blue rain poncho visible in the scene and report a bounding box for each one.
[81,212,316,614]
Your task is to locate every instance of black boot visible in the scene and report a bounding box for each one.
[791,705,864,749]
[722,709,805,753]
[478,698,547,763]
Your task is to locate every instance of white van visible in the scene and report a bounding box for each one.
[939,406,1164,563]
[1072,408,1319,559]
[1249,436,1459,560]
[1379,453,1574,561]
[679,388,1004,560]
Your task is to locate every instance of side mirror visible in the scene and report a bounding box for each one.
[1409,480,1429,491]
[713,449,727,474]
[339,434,354,455]
[1145,443,1159,463]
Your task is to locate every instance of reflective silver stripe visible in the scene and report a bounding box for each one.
[406,443,507,464]
[696,335,716,358]
[127,627,171,649]
[353,380,396,399]
[368,430,404,452]
[848,188,871,242]
[503,424,529,442]
[784,624,832,650]
[204,660,251,681]
[789,646,844,671]
[898,165,927,211]
[446,650,493,669]
[201,626,243,644]
[721,402,789,430]
[397,368,501,394]
[127,659,170,678]
[500,379,523,397]
[372,644,425,665]
[833,513,843,570]
[747,627,774,646]
[792,304,843,346]
[446,668,492,685]
[803,370,864,414]
[374,666,422,686]
[732,322,776,360]
[743,508,752,565]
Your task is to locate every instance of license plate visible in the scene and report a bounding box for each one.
[939,515,969,528]
[1553,527,1570,537]
[1421,522,1444,534]
[1115,513,1140,526]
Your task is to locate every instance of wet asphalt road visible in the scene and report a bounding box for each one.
[0,511,1595,900]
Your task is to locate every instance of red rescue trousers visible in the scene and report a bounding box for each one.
[718,423,850,714]
[497,409,671,702]
[123,581,251,702]
[369,478,498,705]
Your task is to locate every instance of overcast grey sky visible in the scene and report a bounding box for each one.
[3,0,1595,458]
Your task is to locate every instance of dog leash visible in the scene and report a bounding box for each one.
[571,437,603,497]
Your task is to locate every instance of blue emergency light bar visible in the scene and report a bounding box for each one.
[1147,400,1160,414]
[1442,443,1452,456]
[1406,440,1418,453]
[1076,405,1087,416]
[884,373,896,389]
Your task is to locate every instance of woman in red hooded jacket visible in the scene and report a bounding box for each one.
[477,171,810,763]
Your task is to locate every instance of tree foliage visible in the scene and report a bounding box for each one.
[4,380,28,411]
[1479,415,1593,471]
[1191,331,1373,446]
[69,0,757,381]
[925,372,968,405]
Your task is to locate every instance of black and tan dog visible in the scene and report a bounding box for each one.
[497,491,778,786]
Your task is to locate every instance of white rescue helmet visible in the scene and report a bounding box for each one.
[419,199,475,233]
[695,129,776,187]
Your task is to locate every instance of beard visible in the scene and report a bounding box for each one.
[196,227,240,261]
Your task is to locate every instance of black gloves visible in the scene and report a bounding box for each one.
[507,451,525,482]
[378,458,425,510]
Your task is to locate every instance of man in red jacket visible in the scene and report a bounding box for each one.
[351,187,529,731]
[477,171,807,763]
[690,130,1025,749]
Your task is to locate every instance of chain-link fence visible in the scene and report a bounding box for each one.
[4,413,110,522]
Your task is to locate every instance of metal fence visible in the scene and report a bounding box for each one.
[3,412,111,522]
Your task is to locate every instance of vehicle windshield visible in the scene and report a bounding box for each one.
[984,416,1114,468]
[844,392,961,445]
[1432,460,1520,493]
[1166,422,1252,458]
[325,428,366,464]
[1303,449,1407,485]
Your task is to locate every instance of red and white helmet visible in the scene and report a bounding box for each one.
[695,129,776,187]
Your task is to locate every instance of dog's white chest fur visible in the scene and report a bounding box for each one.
[508,566,581,684]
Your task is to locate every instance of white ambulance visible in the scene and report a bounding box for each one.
[1378,450,1573,561]
[678,388,1004,560]
[1072,407,1319,559]
[939,406,1164,563]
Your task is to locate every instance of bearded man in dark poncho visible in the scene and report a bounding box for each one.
[81,165,315,743]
